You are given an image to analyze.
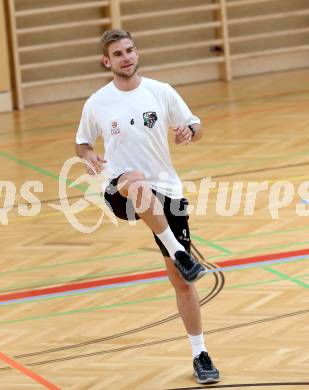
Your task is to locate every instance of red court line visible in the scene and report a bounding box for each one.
[215,248,309,267]
[0,351,60,389]
[205,101,309,121]
[2,132,74,149]
[3,101,309,149]
[0,270,167,302]
[0,248,308,303]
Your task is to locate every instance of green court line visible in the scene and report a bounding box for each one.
[1,241,306,292]
[213,225,309,243]
[295,272,309,278]
[0,233,295,277]
[1,148,308,250]
[0,236,309,292]
[179,150,309,172]
[0,262,164,292]
[225,278,283,289]
[2,224,309,277]
[0,122,77,138]
[0,294,180,325]
[0,151,61,182]
[0,235,233,278]
[2,148,309,292]
[1,257,309,325]
[191,234,231,254]
[217,256,309,274]
[6,270,309,308]
[0,262,298,306]
[0,278,169,308]
[206,241,309,263]
[225,271,309,289]
[0,103,307,322]
[3,264,309,309]
[263,267,309,288]
[0,251,143,276]
[0,151,87,191]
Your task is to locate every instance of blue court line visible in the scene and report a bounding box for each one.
[0,254,308,306]
[0,277,167,306]
[263,267,308,288]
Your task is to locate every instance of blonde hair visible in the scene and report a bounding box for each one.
[100,29,134,56]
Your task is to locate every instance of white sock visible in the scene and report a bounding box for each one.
[155,226,185,260]
[188,333,207,359]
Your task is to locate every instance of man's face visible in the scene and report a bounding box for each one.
[103,38,139,78]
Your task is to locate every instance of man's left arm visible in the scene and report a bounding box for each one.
[166,84,203,145]
[173,122,203,145]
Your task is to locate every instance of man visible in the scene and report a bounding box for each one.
[75,29,220,384]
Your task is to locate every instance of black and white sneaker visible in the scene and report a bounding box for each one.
[193,351,220,384]
[174,251,208,284]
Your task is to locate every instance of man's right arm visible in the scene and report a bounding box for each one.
[75,143,106,175]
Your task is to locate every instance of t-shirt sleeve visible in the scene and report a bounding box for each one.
[76,99,99,146]
[166,84,201,128]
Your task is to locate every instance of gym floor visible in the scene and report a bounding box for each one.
[0,68,308,389]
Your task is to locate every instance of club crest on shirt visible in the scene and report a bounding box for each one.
[110,120,120,135]
[143,111,158,128]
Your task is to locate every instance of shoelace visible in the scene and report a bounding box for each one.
[178,253,194,269]
[176,262,190,274]
[198,353,213,371]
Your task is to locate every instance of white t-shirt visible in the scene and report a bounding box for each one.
[76,77,200,198]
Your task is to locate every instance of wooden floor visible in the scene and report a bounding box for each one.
[0,69,309,389]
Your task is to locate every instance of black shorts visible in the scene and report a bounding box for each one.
[104,175,191,257]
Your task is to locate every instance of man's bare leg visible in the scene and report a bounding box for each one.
[116,170,208,283]
[117,170,168,233]
[164,256,202,335]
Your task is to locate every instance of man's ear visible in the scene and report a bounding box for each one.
[135,47,139,59]
[101,55,111,68]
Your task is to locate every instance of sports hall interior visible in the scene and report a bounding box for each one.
[0,1,309,389]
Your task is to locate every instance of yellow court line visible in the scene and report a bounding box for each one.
[185,174,309,197]
[6,175,309,223]
[7,205,101,223]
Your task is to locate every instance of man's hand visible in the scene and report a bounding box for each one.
[173,125,192,145]
[75,144,106,175]
[84,151,106,175]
